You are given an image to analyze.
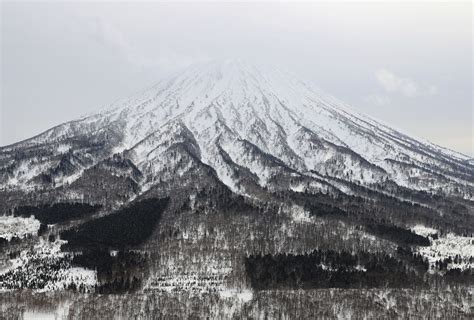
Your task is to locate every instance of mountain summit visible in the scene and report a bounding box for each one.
[1,60,472,200]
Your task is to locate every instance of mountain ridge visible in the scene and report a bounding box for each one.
[1,60,472,203]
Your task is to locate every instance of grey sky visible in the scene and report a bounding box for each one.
[1,1,472,156]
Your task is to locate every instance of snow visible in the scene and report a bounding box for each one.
[286,204,312,223]
[411,226,474,271]
[45,267,97,291]
[418,233,474,270]
[411,225,438,237]
[57,144,71,153]
[290,183,305,192]
[0,238,97,291]
[3,159,53,190]
[219,288,253,303]
[1,59,472,207]
[23,311,56,320]
[23,300,73,319]
[0,215,41,241]
[218,138,278,187]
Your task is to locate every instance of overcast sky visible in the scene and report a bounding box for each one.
[1,1,472,156]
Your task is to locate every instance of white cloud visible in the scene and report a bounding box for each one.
[82,15,208,72]
[375,69,437,97]
[90,16,160,70]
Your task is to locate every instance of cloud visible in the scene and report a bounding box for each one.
[81,15,208,72]
[90,16,156,69]
[365,94,390,106]
[375,69,437,97]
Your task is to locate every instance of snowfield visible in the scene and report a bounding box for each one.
[0,215,41,241]
[412,225,474,271]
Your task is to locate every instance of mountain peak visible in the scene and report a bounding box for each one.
[1,61,472,200]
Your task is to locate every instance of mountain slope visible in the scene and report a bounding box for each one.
[1,60,473,319]
[1,60,472,202]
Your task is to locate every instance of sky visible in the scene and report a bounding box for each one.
[1,1,472,156]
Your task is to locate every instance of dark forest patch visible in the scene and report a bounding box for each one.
[14,203,102,225]
[305,202,347,217]
[245,250,428,290]
[71,250,148,293]
[60,197,169,293]
[366,222,430,247]
[61,197,169,251]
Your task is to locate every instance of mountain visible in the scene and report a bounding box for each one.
[1,60,472,199]
[1,60,473,319]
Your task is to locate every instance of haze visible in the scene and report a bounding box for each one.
[1,1,472,156]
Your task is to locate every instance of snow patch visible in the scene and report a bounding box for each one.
[219,288,253,303]
[411,225,438,237]
[0,238,97,291]
[414,231,474,271]
[0,215,41,241]
[287,204,312,223]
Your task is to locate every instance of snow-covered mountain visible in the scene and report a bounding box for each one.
[1,59,472,201]
[1,60,473,319]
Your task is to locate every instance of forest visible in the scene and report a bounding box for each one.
[245,249,428,290]
[13,202,102,225]
[59,197,170,293]
[60,197,169,251]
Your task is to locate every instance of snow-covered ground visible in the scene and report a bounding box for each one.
[412,225,474,271]
[219,288,253,303]
[0,238,97,291]
[286,204,313,223]
[0,215,41,241]
[411,225,438,237]
[22,300,73,320]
